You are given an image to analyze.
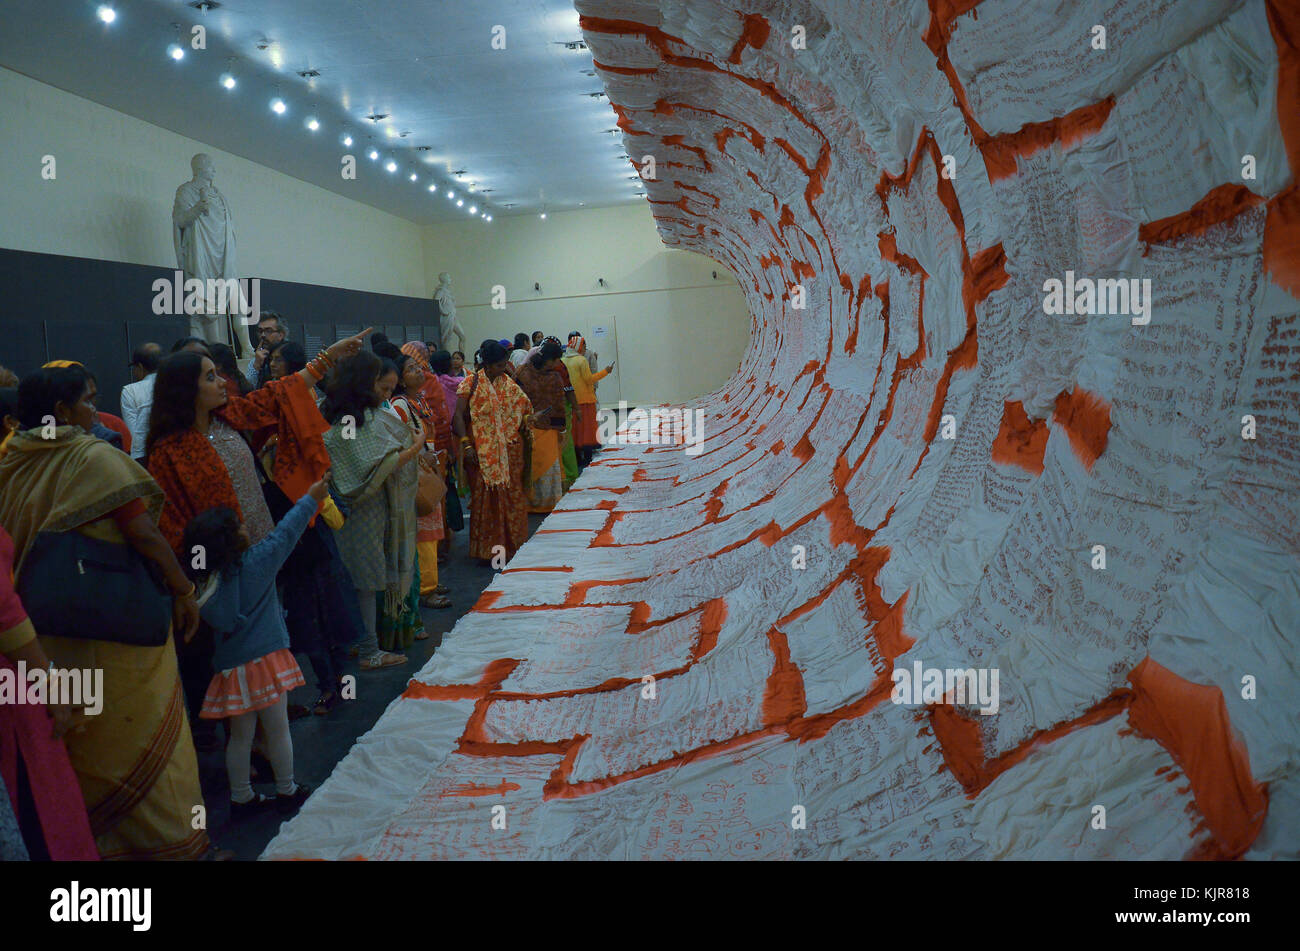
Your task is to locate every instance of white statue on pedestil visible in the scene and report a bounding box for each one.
[172,153,253,354]
[435,271,467,355]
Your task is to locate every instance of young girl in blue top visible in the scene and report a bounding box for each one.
[183,472,331,819]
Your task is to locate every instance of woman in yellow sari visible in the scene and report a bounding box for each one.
[0,364,209,860]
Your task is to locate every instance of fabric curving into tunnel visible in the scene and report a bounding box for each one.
[265,0,1300,860]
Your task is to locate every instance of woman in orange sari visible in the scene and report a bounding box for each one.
[453,340,546,564]
[514,340,571,512]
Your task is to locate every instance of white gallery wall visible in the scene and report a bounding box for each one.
[420,203,752,407]
[0,66,426,298]
[0,65,753,407]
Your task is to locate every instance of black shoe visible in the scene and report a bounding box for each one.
[229,793,273,823]
[277,783,313,815]
[312,691,340,716]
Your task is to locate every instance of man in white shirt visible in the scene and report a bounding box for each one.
[508,333,531,370]
[120,342,163,460]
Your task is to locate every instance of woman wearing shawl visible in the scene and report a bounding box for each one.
[321,352,422,669]
[396,346,453,606]
[454,340,546,563]
[0,364,211,860]
[537,336,580,487]
[561,335,614,468]
[146,331,360,727]
[514,340,573,512]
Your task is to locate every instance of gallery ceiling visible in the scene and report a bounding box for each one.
[0,0,646,223]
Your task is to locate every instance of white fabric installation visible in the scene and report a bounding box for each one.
[265,0,1300,860]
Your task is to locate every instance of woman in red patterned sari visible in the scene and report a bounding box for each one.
[453,340,546,564]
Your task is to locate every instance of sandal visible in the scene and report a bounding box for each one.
[312,691,339,715]
[434,584,449,595]
[359,651,407,671]
[421,594,453,609]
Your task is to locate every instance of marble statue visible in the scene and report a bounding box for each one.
[172,153,253,354]
[435,272,467,354]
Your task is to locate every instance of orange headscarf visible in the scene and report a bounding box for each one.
[401,341,430,368]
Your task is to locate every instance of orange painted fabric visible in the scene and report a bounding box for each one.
[1127,658,1267,859]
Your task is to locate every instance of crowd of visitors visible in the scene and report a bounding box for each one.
[0,316,611,861]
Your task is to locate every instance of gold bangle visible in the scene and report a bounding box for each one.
[174,581,197,599]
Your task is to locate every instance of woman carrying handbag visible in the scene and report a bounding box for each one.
[392,353,451,611]
[0,363,214,861]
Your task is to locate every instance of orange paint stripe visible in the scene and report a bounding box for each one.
[1127,657,1268,859]
[1052,386,1111,470]
[1263,0,1300,296]
[1139,183,1266,246]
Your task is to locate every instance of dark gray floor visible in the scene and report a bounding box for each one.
[199,511,545,860]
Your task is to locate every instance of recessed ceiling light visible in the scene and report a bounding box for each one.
[220,69,236,89]
[342,134,353,147]
[468,205,477,214]
[447,191,455,201]
[428,184,438,193]
[271,98,286,114]
[306,116,319,131]
[409,172,418,182]
[539,213,547,220]
[456,199,463,207]
[97,5,116,25]
[367,148,379,160]
[385,157,398,173]
[486,215,492,222]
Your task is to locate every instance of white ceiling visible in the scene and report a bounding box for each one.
[0,0,646,223]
